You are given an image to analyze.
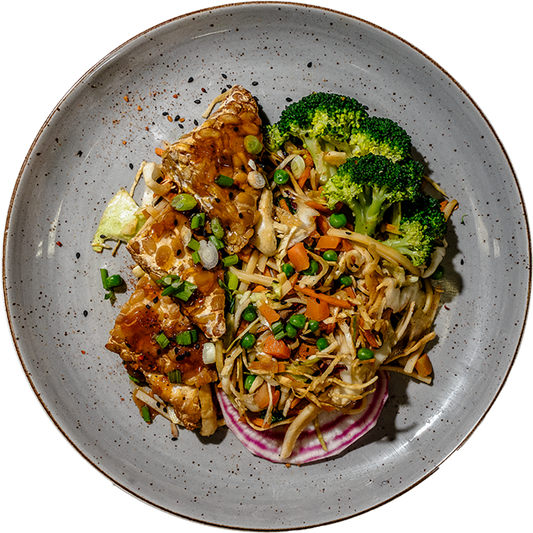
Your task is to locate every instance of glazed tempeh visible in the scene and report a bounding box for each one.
[161,85,264,254]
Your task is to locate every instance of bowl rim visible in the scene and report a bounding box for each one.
[0,0,533,533]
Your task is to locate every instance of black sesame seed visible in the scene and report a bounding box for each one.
[238,213,243,219]
[221,88,227,93]
[162,111,169,116]
[307,61,313,68]
[174,115,180,121]
[194,99,201,104]
[252,81,259,86]
[286,97,293,102]
[222,73,227,79]
[194,119,199,126]
[153,297,159,304]
[129,163,134,170]
[188,77,194,83]
[226,84,232,89]
[76,252,81,259]
[179,123,184,128]
[83,310,88,317]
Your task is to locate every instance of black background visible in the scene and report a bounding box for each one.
[7,1,533,531]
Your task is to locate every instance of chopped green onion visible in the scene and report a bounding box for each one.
[168,369,182,384]
[244,135,263,155]
[187,238,200,251]
[176,329,198,346]
[271,321,284,336]
[211,217,224,239]
[155,332,170,349]
[190,212,206,229]
[209,235,225,250]
[100,268,109,289]
[141,405,152,423]
[174,281,197,302]
[274,330,286,341]
[215,174,234,187]
[225,271,239,291]
[171,193,197,211]
[222,254,239,267]
[192,251,201,264]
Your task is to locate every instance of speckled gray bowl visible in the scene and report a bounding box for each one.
[3,2,529,530]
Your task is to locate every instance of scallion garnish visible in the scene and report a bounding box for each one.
[156,274,197,302]
[168,369,182,384]
[141,405,152,423]
[176,329,198,346]
[190,212,206,230]
[222,254,239,267]
[155,332,170,349]
[209,235,225,250]
[215,174,234,187]
[211,217,224,239]
[187,238,200,251]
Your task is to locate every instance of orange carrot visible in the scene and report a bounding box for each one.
[155,147,165,156]
[253,285,268,293]
[279,198,291,212]
[415,354,433,377]
[263,335,291,359]
[315,235,341,250]
[299,286,352,309]
[258,304,281,325]
[316,215,331,235]
[287,242,310,272]
[305,200,332,214]
[304,296,330,322]
[254,382,281,409]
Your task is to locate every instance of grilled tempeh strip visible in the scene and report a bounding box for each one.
[161,85,264,254]
[126,205,226,340]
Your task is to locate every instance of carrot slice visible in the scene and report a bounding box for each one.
[315,235,341,250]
[299,286,352,309]
[415,354,433,377]
[287,242,310,272]
[304,296,330,322]
[263,335,291,359]
[258,304,281,325]
[254,382,281,410]
[155,147,165,156]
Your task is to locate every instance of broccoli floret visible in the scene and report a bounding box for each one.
[322,154,423,236]
[350,116,412,163]
[264,92,369,181]
[384,193,447,266]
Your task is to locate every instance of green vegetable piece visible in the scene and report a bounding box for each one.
[307,319,320,333]
[244,135,263,155]
[174,281,197,302]
[215,174,234,187]
[285,323,297,339]
[339,274,353,287]
[244,374,256,391]
[92,188,145,252]
[225,271,239,291]
[141,405,151,423]
[176,329,197,346]
[273,169,290,185]
[316,337,329,351]
[241,333,256,349]
[192,251,201,264]
[281,263,295,276]
[155,332,170,349]
[222,254,239,268]
[271,321,285,336]
[242,305,257,322]
[100,268,109,290]
[302,259,319,276]
[322,250,338,262]
[289,314,306,329]
[357,347,374,360]
[329,213,347,228]
[168,369,182,384]
[171,193,197,211]
[190,212,206,230]
[209,235,225,250]
[211,217,224,239]
[105,274,123,288]
[187,238,200,251]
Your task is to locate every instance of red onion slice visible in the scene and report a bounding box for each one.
[217,370,389,464]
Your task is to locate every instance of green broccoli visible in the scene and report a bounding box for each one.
[322,154,424,236]
[264,92,370,181]
[264,93,414,182]
[350,116,412,163]
[384,193,447,267]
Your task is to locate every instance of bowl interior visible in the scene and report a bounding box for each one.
[4,3,529,529]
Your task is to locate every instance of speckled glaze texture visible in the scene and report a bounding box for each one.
[3,2,529,530]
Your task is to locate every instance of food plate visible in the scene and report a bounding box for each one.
[3,2,529,529]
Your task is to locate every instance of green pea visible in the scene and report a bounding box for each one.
[339,275,353,287]
[273,169,290,185]
[104,274,123,288]
[357,347,374,360]
[171,193,198,211]
[322,250,338,262]
[289,313,306,329]
[244,374,256,391]
[281,263,295,276]
[302,259,319,276]
[285,323,298,339]
[329,213,347,228]
[316,337,329,351]
[242,305,257,322]
[241,333,256,349]
[308,319,320,333]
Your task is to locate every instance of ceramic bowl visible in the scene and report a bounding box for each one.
[3,2,529,529]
